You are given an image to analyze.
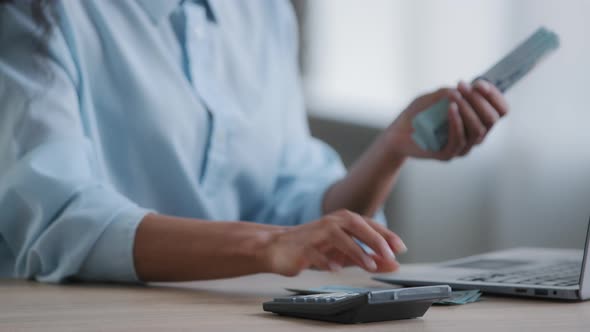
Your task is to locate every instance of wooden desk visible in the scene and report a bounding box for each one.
[1,267,589,331]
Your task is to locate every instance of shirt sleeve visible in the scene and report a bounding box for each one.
[252,1,388,227]
[0,4,149,283]
[251,2,344,226]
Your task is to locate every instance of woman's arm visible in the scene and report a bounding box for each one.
[323,81,509,217]
[322,132,407,218]
[133,214,281,281]
[133,210,406,281]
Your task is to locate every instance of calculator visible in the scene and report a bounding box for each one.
[262,285,451,324]
[412,27,560,151]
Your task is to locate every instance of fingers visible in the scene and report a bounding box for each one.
[441,102,466,159]
[431,102,465,161]
[316,210,405,272]
[450,85,487,146]
[306,248,340,272]
[325,249,354,268]
[443,80,510,158]
[407,87,455,116]
[372,253,400,273]
[294,210,408,274]
[458,81,499,141]
[457,80,510,146]
[328,225,379,271]
[362,217,407,254]
[399,81,509,162]
[337,211,396,262]
[473,80,509,117]
[448,102,474,157]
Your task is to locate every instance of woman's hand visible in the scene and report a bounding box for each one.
[263,209,406,277]
[386,80,509,161]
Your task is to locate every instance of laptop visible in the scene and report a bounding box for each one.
[374,218,590,300]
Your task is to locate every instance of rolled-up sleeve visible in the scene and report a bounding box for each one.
[255,133,347,226]
[0,4,148,282]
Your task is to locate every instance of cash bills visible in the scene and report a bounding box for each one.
[433,289,482,305]
[412,27,559,151]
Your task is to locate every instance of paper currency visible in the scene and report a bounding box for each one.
[412,27,559,151]
[433,289,482,305]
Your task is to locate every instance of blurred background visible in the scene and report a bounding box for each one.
[291,0,590,263]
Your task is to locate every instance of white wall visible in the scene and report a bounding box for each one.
[303,0,590,262]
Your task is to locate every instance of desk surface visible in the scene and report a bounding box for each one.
[1,267,590,331]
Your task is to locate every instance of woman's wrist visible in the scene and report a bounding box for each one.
[251,224,288,274]
[378,126,409,170]
[321,124,409,217]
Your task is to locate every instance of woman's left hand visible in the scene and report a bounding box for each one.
[386,80,509,161]
[320,79,510,219]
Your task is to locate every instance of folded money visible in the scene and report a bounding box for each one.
[412,27,559,151]
[433,289,482,305]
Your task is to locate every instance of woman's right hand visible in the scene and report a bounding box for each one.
[263,209,407,277]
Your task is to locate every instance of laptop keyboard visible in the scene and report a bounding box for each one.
[458,261,581,287]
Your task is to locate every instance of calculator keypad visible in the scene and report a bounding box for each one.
[273,292,360,304]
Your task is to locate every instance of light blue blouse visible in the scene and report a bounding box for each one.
[0,0,349,282]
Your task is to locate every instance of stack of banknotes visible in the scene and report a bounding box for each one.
[411,27,559,151]
[433,289,482,305]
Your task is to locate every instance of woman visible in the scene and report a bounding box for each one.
[0,1,508,283]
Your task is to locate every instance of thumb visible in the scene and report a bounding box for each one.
[408,87,456,116]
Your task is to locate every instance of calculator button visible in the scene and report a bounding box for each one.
[273,297,296,303]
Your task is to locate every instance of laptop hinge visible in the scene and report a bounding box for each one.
[578,218,590,300]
